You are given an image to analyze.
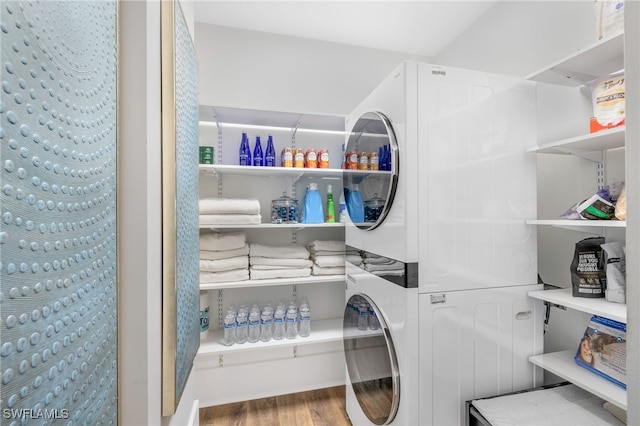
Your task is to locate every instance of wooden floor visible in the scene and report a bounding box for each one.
[199,386,352,426]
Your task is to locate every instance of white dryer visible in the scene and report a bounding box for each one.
[343,61,544,425]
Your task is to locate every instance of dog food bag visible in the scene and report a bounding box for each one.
[601,241,626,304]
[571,236,606,298]
[591,72,625,130]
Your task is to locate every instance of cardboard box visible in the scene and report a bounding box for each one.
[575,315,626,388]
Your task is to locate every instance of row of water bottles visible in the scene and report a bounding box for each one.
[223,298,311,346]
[345,296,380,331]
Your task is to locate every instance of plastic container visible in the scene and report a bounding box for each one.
[235,311,248,344]
[239,132,251,166]
[265,135,276,167]
[302,183,324,224]
[253,136,264,166]
[346,184,364,223]
[223,314,236,346]
[364,193,385,223]
[285,307,298,339]
[248,310,260,343]
[298,299,311,337]
[325,185,335,223]
[273,308,286,340]
[357,302,369,331]
[339,191,347,223]
[259,306,274,342]
[271,192,299,224]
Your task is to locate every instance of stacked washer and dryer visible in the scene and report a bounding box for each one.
[342,61,544,425]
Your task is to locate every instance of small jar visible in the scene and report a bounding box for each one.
[364,193,385,223]
[271,192,299,224]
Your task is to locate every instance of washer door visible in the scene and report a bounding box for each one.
[343,294,400,425]
[344,111,399,230]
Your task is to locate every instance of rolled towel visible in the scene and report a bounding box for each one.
[200,244,250,261]
[249,267,311,280]
[312,265,346,276]
[250,243,310,260]
[199,198,260,215]
[199,231,246,251]
[306,240,345,253]
[311,254,345,268]
[199,256,249,273]
[200,269,250,283]
[346,254,363,265]
[250,257,313,268]
[200,213,262,226]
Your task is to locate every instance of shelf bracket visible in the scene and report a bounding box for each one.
[543,300,567,334]
[293,346,298,358]
[219,354,224,367]
[552,147,603,162]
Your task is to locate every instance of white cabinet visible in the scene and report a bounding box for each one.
[195,106,347,407]
[526,32,628,411]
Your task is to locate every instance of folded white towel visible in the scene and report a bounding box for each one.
[312,254,345,268]
[199,256,249,273]
[199,198,261,215]
[251,264,312,270]
[346,254,363,265]
[200,245,250,261]
[249,267,311,280]
[370,270,404,277]
[250,257,313,268]
[363,262,404,272]
[312,265,346,276]
[250,243,310,260]
[200,213,262,226]
[363,256,397,265]
[199,231,246,251]
[200,269,250,283]
[306,240,345,253]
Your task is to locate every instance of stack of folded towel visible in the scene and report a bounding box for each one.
[199,231,250,283]
[199,198,262,226]
[307,240,347,276]
[362,252,404,276]
[249,243,312,280]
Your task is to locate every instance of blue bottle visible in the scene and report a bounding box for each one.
[253,136,264,166]
[239,132,251,166]
[265,135,276,167]
[302,183,324,224]
[346,184,364,223]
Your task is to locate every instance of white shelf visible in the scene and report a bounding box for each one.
[526,32,624,87]
[200,274,345,290]
[199,222,345,230]
[197,318,343,356]
[527,219,626,233]
[529,350,626,410]
[528,287,626,323]
[200,164,344,179]
[527,127,625,158]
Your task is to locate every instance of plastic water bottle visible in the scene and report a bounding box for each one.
[265,135,276,167]
[239,132,251,166]
[223,314,236,346]
[368,305,380,330]
[253,136,264,166]
[273,307,286,340]
[260,306,274,342]
[286,307,298,339]
[298,301,311,338]
[235,311,248,344]
[248,309,261,343]
[358,302,369,331]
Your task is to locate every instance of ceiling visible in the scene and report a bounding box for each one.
[193,1,499,57]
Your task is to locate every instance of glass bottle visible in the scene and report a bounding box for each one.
[253,136,264,166]
[239,132,251,166]
[265,135,276,167]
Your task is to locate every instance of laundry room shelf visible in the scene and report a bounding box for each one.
[197,318,343,356]
[199,222,345,230]
[526,219,626,233]
[528,287,626,323]
[200,274,345,290]
[527,127,625,160]
[529,350,626,410]
[199,164,344,180]
[526,32,624,87]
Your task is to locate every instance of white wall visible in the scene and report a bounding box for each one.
[196,23,430,115]
[119,0,198,425]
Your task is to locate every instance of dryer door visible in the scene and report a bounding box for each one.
[344,293,400,425]
[344,111,398,230]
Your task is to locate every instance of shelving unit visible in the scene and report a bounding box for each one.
[526,30,628,412]
[200,274,345,291]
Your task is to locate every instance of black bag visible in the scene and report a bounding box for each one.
[571,236,606,298]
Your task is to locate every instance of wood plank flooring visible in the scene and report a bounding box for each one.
[199,386,352,426]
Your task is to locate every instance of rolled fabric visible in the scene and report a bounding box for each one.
[199,231,246,252]
[199,198,260,215]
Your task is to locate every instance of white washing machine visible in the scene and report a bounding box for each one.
[343,61,544,425]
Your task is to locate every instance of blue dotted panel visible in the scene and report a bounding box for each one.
[1,1,117,424]
[173,2,200,402]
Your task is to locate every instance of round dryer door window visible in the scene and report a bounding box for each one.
[343,111,398,230]
[343,294,400,425]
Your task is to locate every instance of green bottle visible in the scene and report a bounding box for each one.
[325,185,335,223]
